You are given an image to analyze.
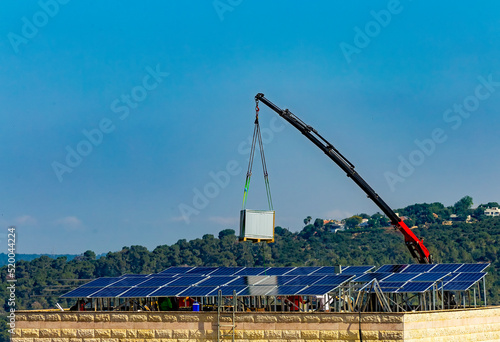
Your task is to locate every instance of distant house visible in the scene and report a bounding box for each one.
[485,207,500,217]
[327,221,346,233]
[359,218,369,228]
[444,215,473,225]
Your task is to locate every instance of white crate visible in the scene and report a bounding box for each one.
[239,209,275,242]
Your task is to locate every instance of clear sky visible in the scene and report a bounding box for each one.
[1,1,499,254]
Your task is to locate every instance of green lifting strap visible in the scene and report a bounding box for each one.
[242,101,274,211]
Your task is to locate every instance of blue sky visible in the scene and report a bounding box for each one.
[1,1,499,254]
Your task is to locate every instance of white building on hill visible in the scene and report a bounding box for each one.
[485,207,500,217]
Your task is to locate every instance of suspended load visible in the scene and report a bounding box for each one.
[240,209,275,242]
[239,99,275,243]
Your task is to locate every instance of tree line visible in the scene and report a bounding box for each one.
[0,197,498,342]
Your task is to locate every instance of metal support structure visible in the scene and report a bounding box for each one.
[483,277,487,306]
[217,290,236,342]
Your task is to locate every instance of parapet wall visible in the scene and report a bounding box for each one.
[12,306,500,341]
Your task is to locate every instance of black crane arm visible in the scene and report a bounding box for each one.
[255,93,432,264]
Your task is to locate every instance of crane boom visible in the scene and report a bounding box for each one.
[255,93,432,264]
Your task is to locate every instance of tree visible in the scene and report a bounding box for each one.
[345,215,362,229]
[83,250,96,260]
[454,196,474,218]
[218,229,235,240]
[304,216,312,226]
[314,218,324,228]
[368,213,390,228]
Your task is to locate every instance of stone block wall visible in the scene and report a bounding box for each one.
[11,306,500,341]
[403,306,500,341]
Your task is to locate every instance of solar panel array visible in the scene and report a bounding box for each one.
[61,263,489,298]
[362,263,490,293]
[62,266,358,298]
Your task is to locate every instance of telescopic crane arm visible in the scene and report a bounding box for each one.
[255,93,432,264]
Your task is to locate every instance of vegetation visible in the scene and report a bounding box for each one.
[0,254,78,267]
[0,197,498,342]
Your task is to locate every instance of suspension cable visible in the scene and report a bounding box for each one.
[241,99,273,211]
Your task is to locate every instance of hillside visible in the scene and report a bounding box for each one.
[0,254,79,267]
[1,218,498,307]
[0,214,498,342]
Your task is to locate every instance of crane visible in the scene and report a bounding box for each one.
[255,93,432,264]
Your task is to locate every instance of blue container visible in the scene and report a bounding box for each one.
[192,302,200,312]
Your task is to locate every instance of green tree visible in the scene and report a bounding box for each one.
[345,215,362,229]
[454,196,474,218]
[83,250,96,260]
[304,216,312,225]
[313,218,324,228]
[218,229,235,240]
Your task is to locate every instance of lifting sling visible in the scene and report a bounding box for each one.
[241,99,273,211]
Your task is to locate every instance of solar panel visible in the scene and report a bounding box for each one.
[240,276,269,285]
[225,277,248,286]
[397,282,434,293]
[260,267,295,276]
[428,264,462,273]
[285,267,322,276]
[246,286,276,296]
[284,275,325,286]
[120,287,158,297]
[208,285,249,296]
[401,264,436,273]
[82,277,122,287]
[136,277,176,287]
[313,275,353,286]
[197,276,236,286]
[353,273,392,282]
[111,278,149,286]
[456,263,490,273]
[149,286,189,297]
[449,273,486,282]
[61,287,102,298]
[267,285,307,296]
[254,276,297,286]
[90,287,130,298]
[313,266,338,275]
[375,265,408,273]
[378,281,407,293]
[185,267,218,275]
[295,285,339,296]
[179,286,218,297]
[167,276,206,286]
[234,268,269,276]
[120,274,151,278]
[411,272,451,282]
[233,286,252,296]
[159,267,193,274]
[208,267,243,276]
[442,281,477,291]
[341,266,375,274]
[382,273,419,282]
